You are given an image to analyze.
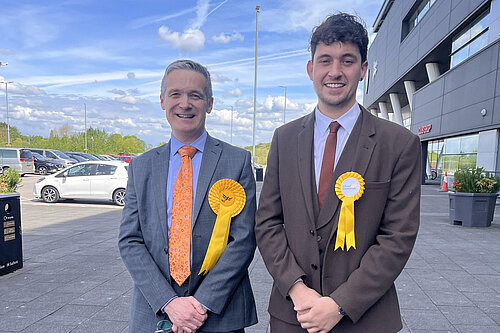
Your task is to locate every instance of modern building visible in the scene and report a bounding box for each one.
[363,0,500,183]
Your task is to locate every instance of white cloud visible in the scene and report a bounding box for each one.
[212,32,244,44]
[211,73,232,83]
[225,88,242,97]
[191,0,210,29]
[115,95,149,105]
[123,106,140,111]
[158,26,205,52]
[8,83,46,96]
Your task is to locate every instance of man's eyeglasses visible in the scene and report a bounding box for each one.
[155,319,173,332]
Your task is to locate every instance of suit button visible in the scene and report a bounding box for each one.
[310,230,315,236]
[317,235,322,242]
[311,264,318,270]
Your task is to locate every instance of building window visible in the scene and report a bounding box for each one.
[402,0,437,40]
[428,133,479,176]
[450,10,490,68]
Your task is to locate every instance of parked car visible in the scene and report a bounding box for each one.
[65,152,99,161]
[33,161,128,206]
[0,147,35,176]
[32,152,65,175]
[112,155,133,163]
[64,152,86,162]
[29,148,77,167]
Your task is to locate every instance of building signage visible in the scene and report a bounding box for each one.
[418,124,432,135]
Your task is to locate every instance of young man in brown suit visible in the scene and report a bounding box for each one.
[255,13,421,333]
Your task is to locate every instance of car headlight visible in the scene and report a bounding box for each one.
[36,177,45,183]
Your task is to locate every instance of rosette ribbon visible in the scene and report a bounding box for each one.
[334,172,365,251]
[199,179,246,275]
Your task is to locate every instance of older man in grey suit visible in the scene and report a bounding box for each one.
[119,59,257,333]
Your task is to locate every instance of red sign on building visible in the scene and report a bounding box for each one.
[418,124,432,135]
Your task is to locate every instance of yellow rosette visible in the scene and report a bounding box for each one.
[199,179,246,275]
[334,172,364,251]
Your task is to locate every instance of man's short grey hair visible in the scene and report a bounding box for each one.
[160,59,213,102]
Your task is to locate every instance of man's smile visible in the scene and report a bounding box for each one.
[176,114,195,118]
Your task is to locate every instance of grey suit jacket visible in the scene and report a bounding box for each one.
[255,108,421,332]
[119,134,257,332]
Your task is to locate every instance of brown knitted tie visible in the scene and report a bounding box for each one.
[318,121,341,208]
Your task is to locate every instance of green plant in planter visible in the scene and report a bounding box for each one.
[0,168,22,193]
[451,167,500,193]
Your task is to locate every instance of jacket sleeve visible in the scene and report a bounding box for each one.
[330,133,421,323]
[254,129,307,297]
[193,150,257,315]
[118,157,177,315]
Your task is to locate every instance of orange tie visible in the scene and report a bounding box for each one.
[169,145,197,286]
[318,121,341,208]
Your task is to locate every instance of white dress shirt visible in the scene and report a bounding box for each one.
[314,103,361,192]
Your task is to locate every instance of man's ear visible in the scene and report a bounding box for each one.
[306,60,314,81]
[360,60,368,81]
[206,97,214,114]
[160,95,165,110]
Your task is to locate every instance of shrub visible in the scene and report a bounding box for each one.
[452,167,500,193]
[0,168,22,193]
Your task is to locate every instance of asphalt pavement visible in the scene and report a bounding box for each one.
[0,175,499,332]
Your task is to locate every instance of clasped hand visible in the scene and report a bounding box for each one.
[289,282,343,333]
[163,296,208,333]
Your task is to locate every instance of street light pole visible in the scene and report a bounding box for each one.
[279,85,287,124]
[84,103,87,152]
[252,5,260,166]
[0,81,13,146]
[230,106,234,144]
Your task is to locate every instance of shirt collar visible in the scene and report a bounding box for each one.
[170,131,207,157]
[315,103,361,135]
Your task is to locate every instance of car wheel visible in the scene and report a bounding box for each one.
[41,186,60,203]
[38,165,48,175]
[113,188,126,206]
[1,166,9,175]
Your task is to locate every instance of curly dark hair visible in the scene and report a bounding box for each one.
[309,13,369,63]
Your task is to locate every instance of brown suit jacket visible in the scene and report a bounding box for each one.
[255,107,421,332]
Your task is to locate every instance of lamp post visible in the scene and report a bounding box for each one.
[84,103,87,152]
[0,81,13,146]
[230,106,234,144]
[252,5,260,166]
[279,85,287,124]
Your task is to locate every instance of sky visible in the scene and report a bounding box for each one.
[0,0,385,148]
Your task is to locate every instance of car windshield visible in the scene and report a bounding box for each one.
[32,152,47,160]
[52,150,72,160]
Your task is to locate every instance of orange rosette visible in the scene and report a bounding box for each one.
[199,179,245,275]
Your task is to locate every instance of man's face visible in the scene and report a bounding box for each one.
[307,41,368,117]
[160,69,213,144]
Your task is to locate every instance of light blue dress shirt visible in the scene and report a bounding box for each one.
[314,103,361,191]
[167,131,207,233]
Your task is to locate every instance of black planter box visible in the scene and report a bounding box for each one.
[449,192,498,227]
[0,193,22,275]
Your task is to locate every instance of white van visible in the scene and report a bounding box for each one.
[0,148,35,176]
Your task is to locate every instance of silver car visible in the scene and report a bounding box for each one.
[0,147,35,176]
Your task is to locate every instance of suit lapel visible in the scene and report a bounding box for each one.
[297,112,318,226]
[152,143,170,245]
[192,135,222,227]
[316,108,376,229]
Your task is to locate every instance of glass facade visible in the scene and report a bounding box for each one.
[450,10,490,68]
[402,0,437,40]
[427,133,478,176]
